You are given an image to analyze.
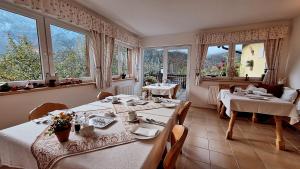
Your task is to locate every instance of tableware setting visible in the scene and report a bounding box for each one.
[130,124,161,140]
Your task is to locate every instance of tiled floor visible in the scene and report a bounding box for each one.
[177,107,300,169]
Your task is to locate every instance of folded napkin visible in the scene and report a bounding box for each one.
[133,127,159,137]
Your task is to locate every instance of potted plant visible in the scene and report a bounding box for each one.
[121,73,126,79]
[47,112,73,142]
[246,60,254,71]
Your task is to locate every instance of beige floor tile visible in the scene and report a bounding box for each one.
[179,107,300,169]
[186,136,209,149]
[209,139,233,155]
[183,146,210,164]
[209,151,239,169]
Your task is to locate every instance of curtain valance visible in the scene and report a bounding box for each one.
[199,25,289,45]
[11,0,140,47]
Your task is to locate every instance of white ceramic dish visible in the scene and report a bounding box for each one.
[131,125,160,140]
[89,116,116,128]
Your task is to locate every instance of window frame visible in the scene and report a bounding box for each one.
[45,18,92,81]
[112,41,133,79]
[202,41,266,81]
[0,2,49,83]
[0,1,93,84]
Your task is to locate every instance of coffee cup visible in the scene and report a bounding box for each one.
[112,96,118,103]
[153,97,160,103]
[128,111,137,121]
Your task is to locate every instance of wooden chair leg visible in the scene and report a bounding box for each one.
[274,116,285,150]
[217,101,223,114]
[252,113,258,123]
[219,105,226,119]
[226,111,237,140]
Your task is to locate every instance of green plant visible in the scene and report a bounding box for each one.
[144,76,157,84]
[246,60,254,67]
[47,112,73,136]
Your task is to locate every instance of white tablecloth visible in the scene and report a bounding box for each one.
[0,95,178,169]
[218,90,299,124]
[143,84,177,98]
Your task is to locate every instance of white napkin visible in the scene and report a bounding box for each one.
[133,127,159,137]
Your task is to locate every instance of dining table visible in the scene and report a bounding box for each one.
[0,95,181,169]
[142,83,177,98]
[218,89,299,150]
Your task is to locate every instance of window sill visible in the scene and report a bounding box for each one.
[112,78,135,82]
[201,77,262,83]
[0,82,96,96]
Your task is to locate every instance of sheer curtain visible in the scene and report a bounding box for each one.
[263,38,284,85]
[195,43,209,85]
[89,31,114,89]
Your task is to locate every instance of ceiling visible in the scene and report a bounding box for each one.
[75,0,300,37]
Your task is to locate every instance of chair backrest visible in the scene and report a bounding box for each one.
[171,84,180,99]
[178,101,192,125]
[163,125,188,169]
[29,103,68,120]
[97,91,114,100]
[293,89,300,104]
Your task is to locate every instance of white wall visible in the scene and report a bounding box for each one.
[288,15,300,89]
[0,79,138,129]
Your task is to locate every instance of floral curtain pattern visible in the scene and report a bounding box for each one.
[12,0,139,47]
[195,25,289,85]
[199,25,289,45]
[132,47,141,82]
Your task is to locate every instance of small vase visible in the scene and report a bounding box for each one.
[55,127,71,142]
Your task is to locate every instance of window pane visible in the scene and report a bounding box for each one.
[167,49,188,75]
[235,43,266,77]
[50,25,89,78]
[0,9,42,82]
[143,48,163,83]
[202,45,229,77]
[112,44,128,75]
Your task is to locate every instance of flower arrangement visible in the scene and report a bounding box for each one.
[47,112,73,142]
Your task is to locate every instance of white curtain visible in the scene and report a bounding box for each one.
[89,31,114,89]
[132,47,141,82]
[263,38,284,85]
[195,43,209,85]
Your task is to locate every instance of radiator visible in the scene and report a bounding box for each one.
[207,85,219,105]
[116,85,134,95]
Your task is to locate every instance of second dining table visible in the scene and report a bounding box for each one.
[0,95,181,169]
[218,89,299,150]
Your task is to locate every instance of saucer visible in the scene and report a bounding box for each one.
[127,118,139,123]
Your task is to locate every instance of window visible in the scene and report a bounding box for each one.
[112,44,130,76]
[202,45,229,77]
[143,48,164,77]
[0,8,42,82]
[50,25,89,78]
[235,43,266,77]
[167,48,188,75]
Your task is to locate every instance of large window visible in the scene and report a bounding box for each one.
[50,25,89,78]
[0,8,42,82]
[0,3,92,83]
[202,45,229,77]
[202,43,266,78]
[112,44,130,76]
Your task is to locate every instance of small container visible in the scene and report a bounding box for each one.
[74,115,81,132]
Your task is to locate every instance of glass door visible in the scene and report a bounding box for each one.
[167,48,188,100]
[143,46,189,100]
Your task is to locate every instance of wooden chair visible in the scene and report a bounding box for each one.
[29,103,68,120]
[171,84,180,99]
[177,101,192,125]
[162,125,188,169]
[97,91,114,100]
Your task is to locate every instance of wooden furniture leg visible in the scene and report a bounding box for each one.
[217,100,223,114]
[252,113,258,123]
[274,116,285,150]
[219,105,226,119]
[226,111,237,139]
